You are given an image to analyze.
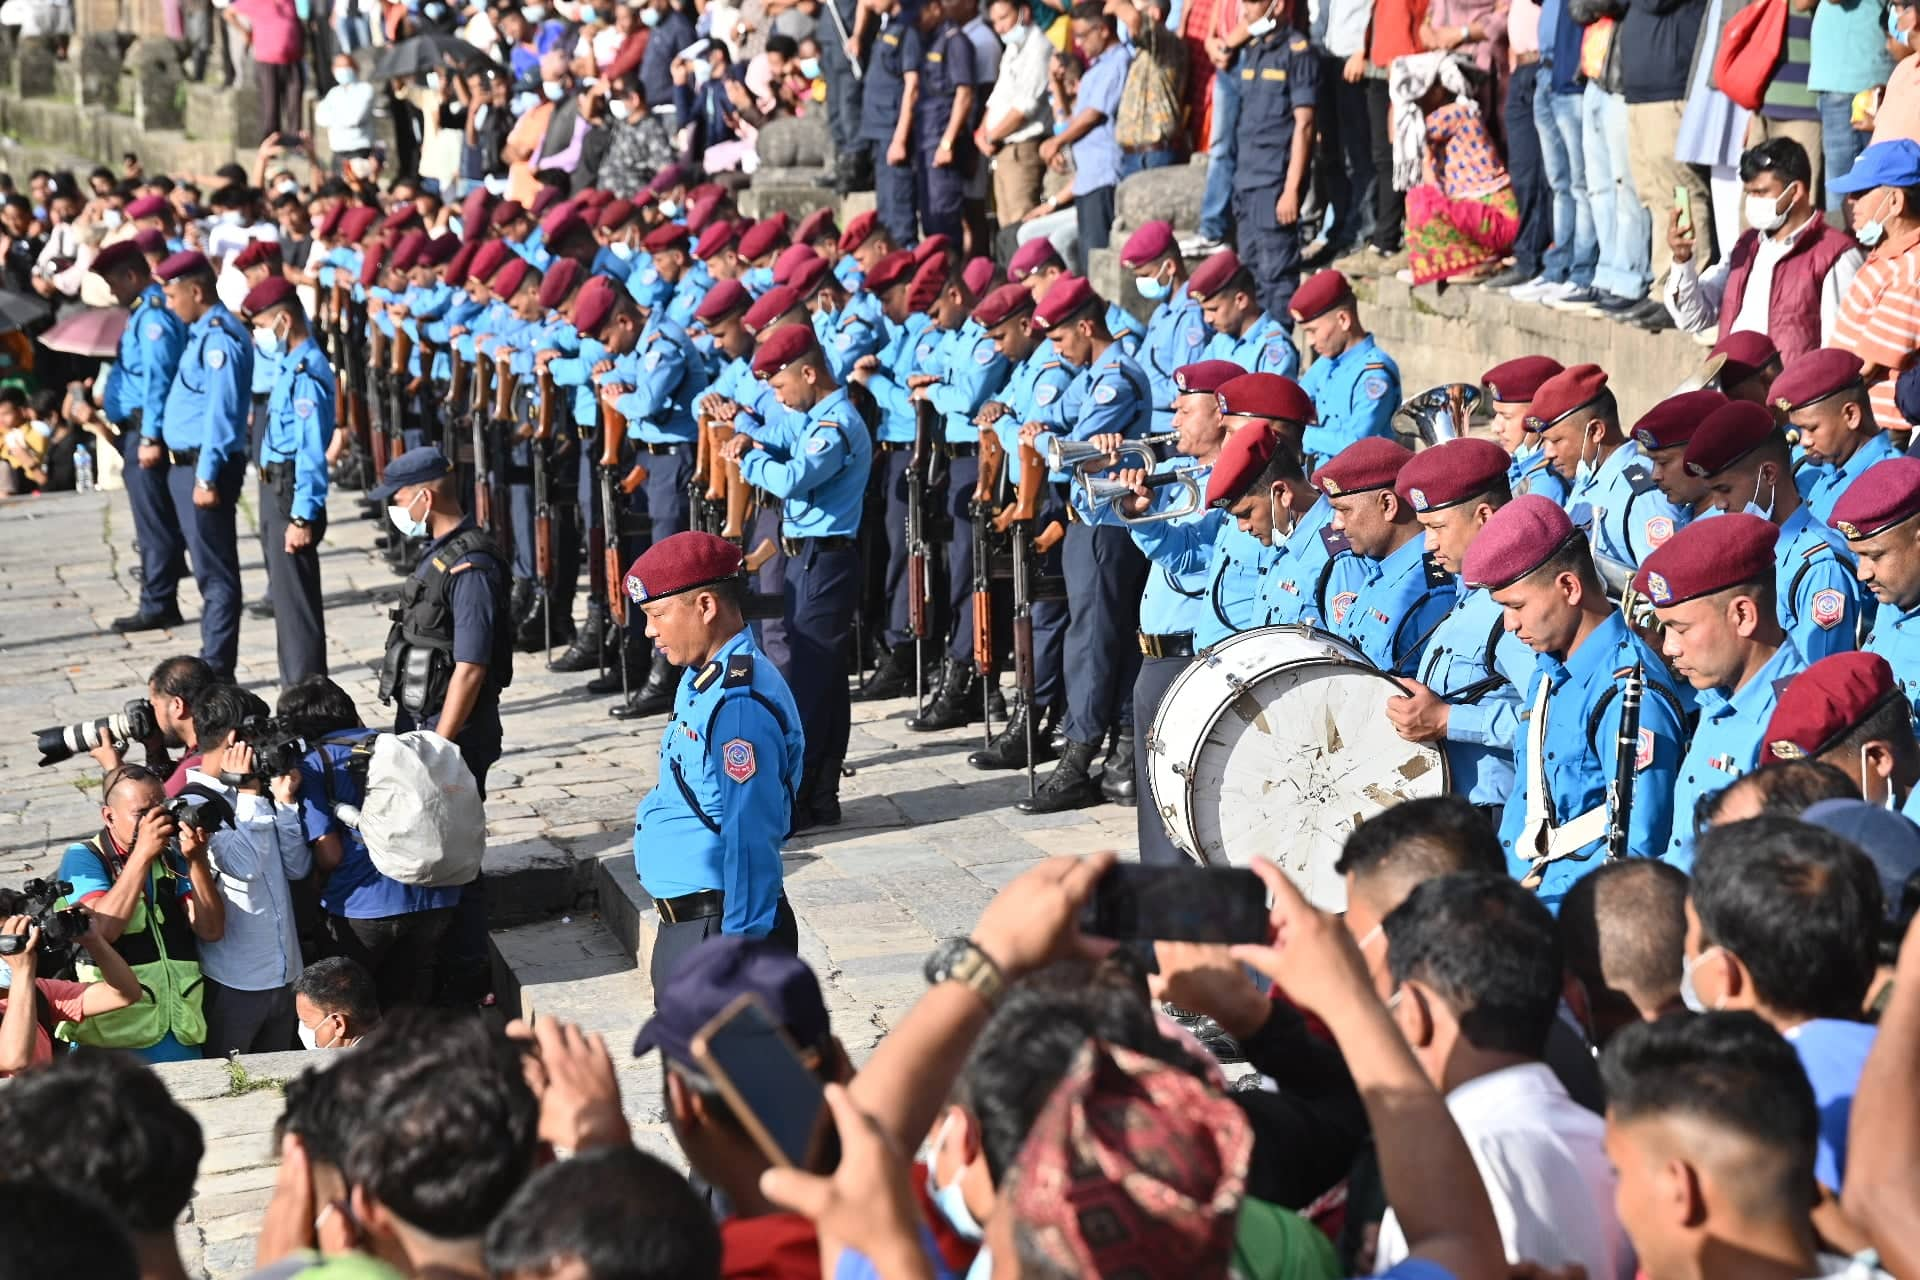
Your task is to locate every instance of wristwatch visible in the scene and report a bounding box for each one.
[923,937,1006,1006]
[290,516,310,529]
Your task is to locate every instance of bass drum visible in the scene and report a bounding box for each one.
[1146,626,1448,912]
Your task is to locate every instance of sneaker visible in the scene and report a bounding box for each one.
[1512,277,1569,303]
[1179,234,1225,257]
[1478,265,1536,291]
[1544,285,1603,313]
[1594,293,1643,315]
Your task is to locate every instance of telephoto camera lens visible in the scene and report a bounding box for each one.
[30,699,158,768]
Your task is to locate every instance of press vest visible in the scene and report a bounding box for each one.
[57,833,206,1051]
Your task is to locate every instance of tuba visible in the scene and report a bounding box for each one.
[1594,549,1662,635]
[1395,383,1482,447]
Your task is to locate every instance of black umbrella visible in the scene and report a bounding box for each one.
[372,33,501,81]
[0,289,54,335]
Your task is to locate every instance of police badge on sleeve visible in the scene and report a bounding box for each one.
[723,738,757,783]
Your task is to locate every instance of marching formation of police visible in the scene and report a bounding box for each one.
[92,177,1920,989]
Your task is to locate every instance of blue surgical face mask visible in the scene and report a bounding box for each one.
[1135,267,1171,300]
[1859,190,1893,248]
[659,199,682,220]
[610,240,635,260]
[746,265,775,293]
[799,56,821,78]
[543,80,567,102]
[1742,471,1775,521]
[1679,946,1722,1014]
[388,491,430,538]
[254,322,282,356]
[923,1115,986,1243]
[640,5,661,24]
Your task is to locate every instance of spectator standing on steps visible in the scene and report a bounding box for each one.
[1041,4,1133,274]
[979,0,1055,227]
[226,0,306,148]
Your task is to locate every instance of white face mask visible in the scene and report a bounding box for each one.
[254,320,283,356]
[1247,3,1278,36]
[297,1014,342,1050]
[543,79,567,101]
[388,491,430,538]
[334,65,357,84]
[1744,185,1792,234]
[1860,190,1896,248]
[610,98,630,120]
[426,71,442,91]
[100,208,123,229]
[659,199,682,219]
[1001,19,1027,47]
[610,240,635,259]
[692,58,715,84]
[1679,946,1723,1013]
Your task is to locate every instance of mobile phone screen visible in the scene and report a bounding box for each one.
[1079,864,1271,944]
[1673,185,1692,231]
[693,997,827,1168]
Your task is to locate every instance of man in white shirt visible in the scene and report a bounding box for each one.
[314,52,379,168]
[1663,138,1863,360]
[1373,871,1636,1280]
[978,0,1054,225]
[182,684,312,1057]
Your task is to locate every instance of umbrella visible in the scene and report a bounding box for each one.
[0,290,53,335]
[38,306,128,358]
[373,33,502,81]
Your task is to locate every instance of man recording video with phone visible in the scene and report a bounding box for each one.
[54,763,224,1062]
[86,655,220,798]
[0,901,141,1076]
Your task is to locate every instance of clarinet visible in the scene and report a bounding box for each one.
[1605,664,1645,862]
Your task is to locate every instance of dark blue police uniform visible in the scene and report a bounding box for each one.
[1232,30,1319,320]
[906,17,977,241]
[859,7,919,245]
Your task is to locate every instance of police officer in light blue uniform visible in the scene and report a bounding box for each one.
[1681,400,1868,664]
[1526,363,1689,568]
[547,275,631,676]
[626,531,804,998]
[733,323,872,828]
[1633,514,1807,870]
[93,238,190,633]
[1388,440,1538,820]
[1231,12,1318,322]
[1830,456,1920,728]
[1483,356,1571,506]
[796,260,884,381]
[1005,237,1142,354]
[1774,348,1903,524]
[1462,496,1687,910]
[1187,247,1300,379]
[860,0,920,245]
[243,278,334,686]
[1018,276,1152,814]
[154,251,253,680]
[1292,271,1400,469]
[1316,438,1457,676]
[1256,480,1370,627]
[1119,222,1213,437]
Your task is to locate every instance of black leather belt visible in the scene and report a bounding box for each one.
[1139,631,1195,658]
[261,461,293,483]
[169,447,200,466]
[634,441,684,455]
[783,534,859,556]
[876,441,911,453]
[944,441,977,457]
[655,889,724,924]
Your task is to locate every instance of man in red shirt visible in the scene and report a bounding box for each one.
[226,0,305,145]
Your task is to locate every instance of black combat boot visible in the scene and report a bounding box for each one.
[967,696,1061,770]
[509,578,534,627]
[584,646,649,695]
[860,643,917,700]
[610,650,683,719]
[550,602,607,673]
[1101,731,1138,806]
[907,658,977,731]
[795,756,844,829]
[1014,740,1105,814]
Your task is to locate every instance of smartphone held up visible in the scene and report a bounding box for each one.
[1077,863,1273,945]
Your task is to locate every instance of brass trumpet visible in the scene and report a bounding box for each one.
[1395,383,1482,447]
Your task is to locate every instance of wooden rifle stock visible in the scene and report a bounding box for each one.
[994,443,1048,533]
[704,418,730,503]
[471,356,494,528]
[722,443,751,539]
[972,432,1005,678]
[601,400,630,625]
[391,327,413,379]
[492,355,516,424]
[533,369,556,592]
[447,345,468,412]
[535,369,557,443]
[745,537,778,572]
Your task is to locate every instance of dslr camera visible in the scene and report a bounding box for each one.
[32,699,159,767]
[160,794,220,834]
[220,714,311,789]
[0,879,91,963]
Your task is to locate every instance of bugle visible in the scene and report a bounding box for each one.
[1395,383,1481,447]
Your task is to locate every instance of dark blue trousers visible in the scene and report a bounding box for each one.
[166,456,247,677]
[749,503,792,670]
[1504,62,1551,280]
[881,449,914,648]
[1233,182,1304,322]
[1133,654,1188,865]
[787,538,860,774]
[1061,522,1146,746]
[874,156,918,247]
[122,427,187,616]
[508,435,536,581]
[915,148,966,241]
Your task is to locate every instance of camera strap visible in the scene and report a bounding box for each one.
[176,784,237,832]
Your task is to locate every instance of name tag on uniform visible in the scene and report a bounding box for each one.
[1260,67,1287,81]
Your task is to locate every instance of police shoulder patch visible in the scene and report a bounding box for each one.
[1634,726,1655,772]
[1186,325,1204,346]
[1645,516,1675,548]
[722,737,757,782]
[1036,384,1059,405]
[1331,590,1359,623]
[1093,382,1117,404]
[723,653,754,687]
[1811,587,1846,629]
[644,349,662,370]
[1264,340,1291,369]
[974,344,995,365]
[295,397,315,419]
[207,346,226,369]
[144,322,164,341]
[1362,372,1390,401]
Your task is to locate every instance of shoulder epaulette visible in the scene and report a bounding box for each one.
[1041,360,1062,370]
[1622,464,1657,495]
[693,660,723,691]
[723,652,754,688]
[1423,552,1451,586]
[1803,540,1831,559]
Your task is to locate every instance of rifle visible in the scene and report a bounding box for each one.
[972,429,1005,749]
[600,394,634,704]
[692,413,715,533]
[447,343,470,462]
[1605,664,1644,863]
[1005,441,1051,799]
[337,285,375,490]
[367,324,391,487]
[490,353,517,564]
[533,367,557,660]
[390,325,414,462]
[906,402,938,716]
[470,353,494,532]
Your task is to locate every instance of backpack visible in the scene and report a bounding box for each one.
[317,730,486,888]
[1116,23,1187,153]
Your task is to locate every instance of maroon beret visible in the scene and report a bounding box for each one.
[751,322,819,378]
[1831,457,1920,541]
[572,275,619,337]
[132,229,169,258]
[624,531,745,606]
[153,250,213,282]
[962,256,996,298]
[1119,219,1176,269]
[773,243,820,286]
[382,204,422,234]
[419,233,459,268]
[686,189,726,235]
[1217,372,1314,424]
[1032,274,1099,331]
[240,276,298,318]
[1396,438,1512,513]
[125,195,170,221]
[529,186,564,219]
[539,200,582,238]
[795,207,839,246]
[1313,437,1413,497]
[907,255,952,314]
[1461,494,1580,590]
[1523,363,1609,432]
[1710,330,1781,389]
[389,229,428,273]
[738,213,790,263]
[1630,388,1728,452]
[1186,248,1248,302]
[542,214,591,250]
[460,187,497,235]
[337,206,379,243]
[1288,269,1355,323]
[688,181,727,205]
[744,285,804,336]
[972,282,1035,331]
[693,219,741,261]
[867,249,918,295]
[357,242,386,288]
[315,205,345,240]
[695,277,753,324]
[1173,360,1245,397]
[490,199,527,229]
[89,239,149,278]
[1008,237,1064,282]
[1632,512,1778,607]
[1206,422,1282,508]
[444,240,481,287]
[788,256,833,301]
[490,256,533,299]
[578,188,612,209]
[1764,652,1906,761]
[1682,400,1779,478]
[644,223,692,254]
[838,209,881,255]
[914,234,954,269]
[538,257,583,311]
[1769,347,1867,415]
[597,197,638,231]
[469,239,512,286]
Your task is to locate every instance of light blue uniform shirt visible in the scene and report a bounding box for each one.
[1299,333,1400,466]
[813,305,885,380]
[160,303,253,486]
[738,385,873,538]
[1415,582,1535,809]
[261,337,335,523]
[1203,310,1299,379]
[1135,292,1212,435]
[1256,495,1369,627]
[1865,598,1920,733]
[107,284,187,437]
[868,313,934,444]
[1774,503,1869,662]
[1509,444,1569,504]
[1664,639,1805,870]
[992,342,1077,484]
[1799,430,1900,524]
[926,318,1010,443]
[1564,439,1689,567]
[608,315,702,443]
[1330,534,1458,676]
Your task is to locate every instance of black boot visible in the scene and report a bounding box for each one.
[584,646,648,695]
[860,644,917,700]
[986,684,1007,721]
[967,696,1061,770]
[610,650,683,719]
[908,658,977,732]
[550,603,607,673]
[1015,740,1104,814]
[111,606,185,633]
[793,756,844,831]
[509,578,534,627]
[1101,731,1138,806]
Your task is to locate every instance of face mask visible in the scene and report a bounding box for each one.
[1135,267,1171,301]
[610,239,635,259]
[1679,946,1723,1014]
[426,72,442,91]
[640,5,661,24]
[692,59,715,84]
[524,4,547,18]
[1573,429,1598,488]
[543,80,567,101]
[1860,191,1894,248]
[799,56,821,78]
[1248,4,1278,36]
[659,199,681,219]
[426,0,444,14]
[1745,185,1794,234]
[254,323,282,356]
[610,98,630,120]
[1002,20,1027,47]
[1742,471,1775,521]
[100,208,123,229]
[219,210,244,227]
[334,66,357,84]
[746,266,775,292]
[276,179,299,197]
[389,492,429,538]
[923,1115,987,1242]
[297,1020,321,1050]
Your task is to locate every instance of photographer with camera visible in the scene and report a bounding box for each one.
[184,683,313,1057]
[0,901,141,1076]
[83,655,220,798]
[54,763,224,1063]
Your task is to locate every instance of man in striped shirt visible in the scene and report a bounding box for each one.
[1830,140,1920,437]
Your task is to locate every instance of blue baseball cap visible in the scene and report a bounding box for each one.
[1802,798,1920,925]
[632,935,832,1069]
[1828,139,1920,195]
[369,445,454,502]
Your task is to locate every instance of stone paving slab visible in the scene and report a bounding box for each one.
[0,484,1144,1276]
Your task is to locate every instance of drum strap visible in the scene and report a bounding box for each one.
[1518,675,1609,886]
